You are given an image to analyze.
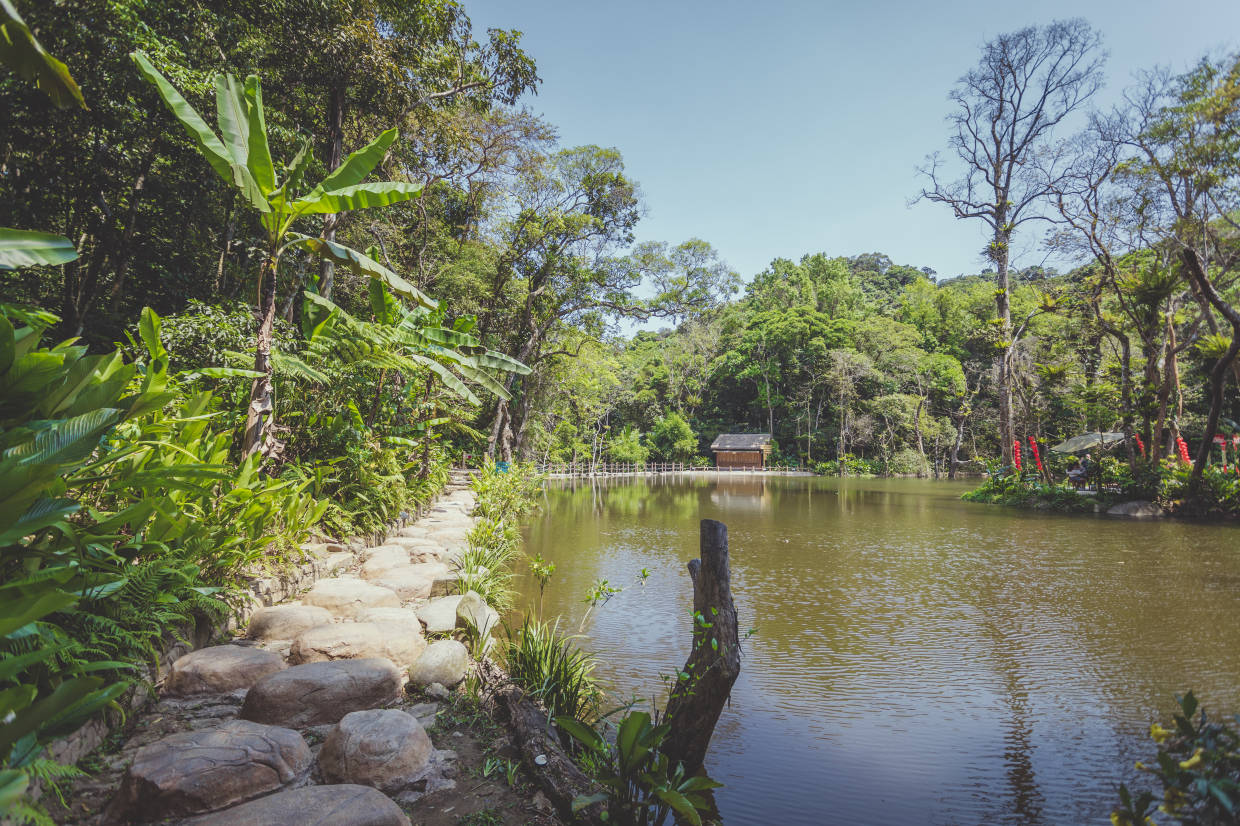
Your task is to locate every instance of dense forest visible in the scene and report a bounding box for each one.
[4,6,1237,485]
[1,2,1239,821]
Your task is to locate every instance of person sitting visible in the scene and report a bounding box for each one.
[1066,458,1086,488]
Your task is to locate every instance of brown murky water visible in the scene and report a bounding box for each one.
[516,475,1240,826]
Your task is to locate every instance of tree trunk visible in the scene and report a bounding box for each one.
[913,396,926,475]
[993,224,1014,467]
[663,519,741,776]
[243,256,278,459]
[318,82,346,300]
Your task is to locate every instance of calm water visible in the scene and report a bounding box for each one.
[516,475,1240,826]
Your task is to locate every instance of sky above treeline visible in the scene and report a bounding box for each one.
[467,0,1240,284]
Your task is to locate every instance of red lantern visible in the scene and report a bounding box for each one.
[1027,436,1043,472]
[1133,434,1146,457]
[1013,439,1022,472]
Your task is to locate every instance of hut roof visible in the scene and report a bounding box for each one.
[709,433,773,451]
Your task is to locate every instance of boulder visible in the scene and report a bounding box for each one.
[372,568,436,601]
[240,659,403,728]
[289,621,425,668]
[302,577,399,619]
[455,590,499,637]
[105,720,310,822]
[247,604,334,642]
[186,784,410,826]
[417,595,464,634]
[1107,500,1165,518]
[319,709,432,793]
[407,640,469,688]
[164,645,286,697]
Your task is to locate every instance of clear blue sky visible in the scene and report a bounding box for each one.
[466,0,1240,283]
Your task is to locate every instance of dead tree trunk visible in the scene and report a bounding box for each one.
[663,519,741,776]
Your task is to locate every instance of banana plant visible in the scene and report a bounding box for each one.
[290,288,529,407]
[0,0,86,109]
[0,1,84,272]
[131,52,432,458]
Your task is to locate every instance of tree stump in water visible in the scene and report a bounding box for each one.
[663,518,741,775]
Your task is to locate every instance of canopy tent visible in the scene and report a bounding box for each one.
[1049,432,1126,454]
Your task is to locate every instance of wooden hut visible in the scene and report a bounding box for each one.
[710,433,773,469]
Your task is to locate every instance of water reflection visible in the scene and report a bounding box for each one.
[517,477,1240,825]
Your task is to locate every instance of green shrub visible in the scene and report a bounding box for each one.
[888,447,928,476]
[503,617,599,724]
[557,710,722,826]
[1113,691,1239,826]
[457,517,522,614]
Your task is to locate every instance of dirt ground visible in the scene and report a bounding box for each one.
[45,682,564,826]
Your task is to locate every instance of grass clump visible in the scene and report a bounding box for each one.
[502,617,600,724]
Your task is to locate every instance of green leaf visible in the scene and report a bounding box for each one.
[0,228,77,270]
[316,127,398,193]
[291,181,423,215]
[0,584,76,637]
[214,73,250,168]
[0,0,86,109]
[0,768,29,811]
[554,715,605,752]
[408,354,479,405]
[654,788,702,826]
[130,52,269,214]
[285,234,436,309]
[0,497,80,544]
[244,76,275,194]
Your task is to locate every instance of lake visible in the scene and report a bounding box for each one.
[516,475,1240,826]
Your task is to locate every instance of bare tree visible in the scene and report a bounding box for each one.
[918,19,1105,466]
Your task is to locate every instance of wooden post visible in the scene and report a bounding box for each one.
[663,519,741,775]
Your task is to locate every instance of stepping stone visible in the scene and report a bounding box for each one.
[429,571,459,598]
[407,640,469,688]
[319,709,432,793]
[289,621,425,668]
[323,551,353,574]
[240,659,403,728]
[302,577,399,619]
[105,720,310,821]
[360,553,412,582]
[372,567,436,601]
[360,544,411,564]
[456,590,499,637]
[164,645,286,697]
[247,604,333,642]
[417,596,463,634]
[186,784,411,826]
[355,606,422,627]
[395,526,430,539]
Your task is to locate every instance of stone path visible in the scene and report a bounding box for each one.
[68,479,528,825]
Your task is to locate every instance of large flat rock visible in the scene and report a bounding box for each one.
[372,567,436,601]
[319,709,432,793]
[105,720,310,822]
[240,658,403,728]
[289,621,425,669]
[302,577,399,619]
[164,645,286,696]
[246,604,333,642]
[186,784,410,826]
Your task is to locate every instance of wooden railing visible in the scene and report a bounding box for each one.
[532,462,805,477]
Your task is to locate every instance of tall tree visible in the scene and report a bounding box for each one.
[919,19,1104,466]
